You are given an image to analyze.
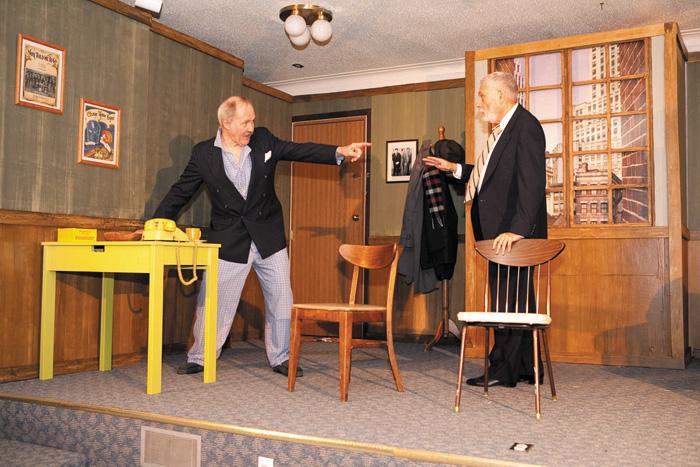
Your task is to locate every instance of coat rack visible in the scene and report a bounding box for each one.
[424,126,460,351]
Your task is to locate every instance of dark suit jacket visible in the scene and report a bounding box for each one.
[458,104,547,241]
[153,127,338,263]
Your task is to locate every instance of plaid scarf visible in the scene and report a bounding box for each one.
[422,167,446,228]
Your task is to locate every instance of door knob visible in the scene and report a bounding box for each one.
[352,215,360,221]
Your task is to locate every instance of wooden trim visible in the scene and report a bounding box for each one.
[0,209,143,230]
[688,51,700,63]
[548,226,668,239]
[664,22,686,364]
[150,21,244,70]
[0,353,143,383]
[242,77,293,103]
[689,230,700,241]
[675,24,689,61]
[475,23,665,60]
[464,51,477,313]
[292,78,464,103]
[292,108,372,123]
[682,225,690,240]
[547,353,686,369]
[88,0,152,25]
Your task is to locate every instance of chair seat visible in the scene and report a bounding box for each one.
[457,311,552,326]
[293,303,386,312]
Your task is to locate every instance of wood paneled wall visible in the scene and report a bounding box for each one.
[686,61,700,353]
[0,209,269,382]
[0,0,243,226]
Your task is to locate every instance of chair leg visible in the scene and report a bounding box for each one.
[483,327,490,396]
[540,328,557,401]
[533,329,541,420]
[287,308,302,392]
[454,324,469,412]
[338,313,352,401]
[386,319,405,393]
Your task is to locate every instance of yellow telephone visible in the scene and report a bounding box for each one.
[142,218,200,285]
[143,218,190,241]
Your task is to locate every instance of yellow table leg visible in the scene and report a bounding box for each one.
[39,268,57,380]
[99,273,114,372]
[147,263,164,395]
[203,253,218,384]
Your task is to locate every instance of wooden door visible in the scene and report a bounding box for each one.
[290,112,369,335]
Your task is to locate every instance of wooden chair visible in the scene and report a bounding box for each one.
[287,243,405,401]
[455,239,565,419]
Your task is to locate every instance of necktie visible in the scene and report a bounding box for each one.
[464,123,502,203]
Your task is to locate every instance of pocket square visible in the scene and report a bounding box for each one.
[264,150,272,163]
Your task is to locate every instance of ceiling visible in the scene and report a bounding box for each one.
[119,0,700,94]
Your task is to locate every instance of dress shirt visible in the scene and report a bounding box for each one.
[453,102,519,191]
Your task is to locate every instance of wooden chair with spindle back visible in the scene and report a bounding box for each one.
[287,243,405,401]
[455,238,565,419]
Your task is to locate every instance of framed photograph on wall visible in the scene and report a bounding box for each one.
[78,98,121,169]
[386,139,418,183]
[15,34,66,114]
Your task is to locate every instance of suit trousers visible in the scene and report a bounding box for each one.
[186,242,293,367]
[486,262,542,384]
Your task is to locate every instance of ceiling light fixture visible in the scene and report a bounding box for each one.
[279,4,333,47]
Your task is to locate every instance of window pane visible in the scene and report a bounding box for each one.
[572,118,607,151]
[495,57,525,88]
[542,122,562,154]
[546,191,565,227]
[530,89,562,120]
[612,151,648,184]
[574,154,608,187]
[613,187,649,223]
[574,189,609,224]
[571,46,606,81]
[611,79,646,112]
[529,53,561,86]
[610,40,645,77]
[546,157,563,188]
[572,83,607,116]
[611,115,647,149]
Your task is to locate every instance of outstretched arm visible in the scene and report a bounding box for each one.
[423,156,471,181]
[337,142,371,162]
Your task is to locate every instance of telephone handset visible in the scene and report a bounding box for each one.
[142,218,200,285]
[143,218,190,241]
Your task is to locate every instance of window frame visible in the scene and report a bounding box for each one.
[488,37,654,228]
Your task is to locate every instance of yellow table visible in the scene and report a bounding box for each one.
[39,241,220,395]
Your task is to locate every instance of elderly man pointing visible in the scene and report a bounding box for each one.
[154,96,369,377]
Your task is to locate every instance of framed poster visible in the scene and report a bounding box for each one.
[78,98,121,169]
[386,139,418,182]
[15,34,65,114]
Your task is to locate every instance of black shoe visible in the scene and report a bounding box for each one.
[177,362,204,375]
[519,375,545,385]
[272,360,303,377]
[466,375,516,388]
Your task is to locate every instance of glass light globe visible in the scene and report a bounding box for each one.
[289,27,311,47]
[310,18,332,42]
[284,14,306,37]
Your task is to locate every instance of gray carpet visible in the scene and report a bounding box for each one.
[1,341,699,466]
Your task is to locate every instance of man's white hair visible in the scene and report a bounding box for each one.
[481,72,518,102]
[217,96,252,126]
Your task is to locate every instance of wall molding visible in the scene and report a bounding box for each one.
[292,78,464,102]
[242,77,293,102]
[267,58,465,96]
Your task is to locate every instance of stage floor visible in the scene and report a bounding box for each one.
[1,341,699,466]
